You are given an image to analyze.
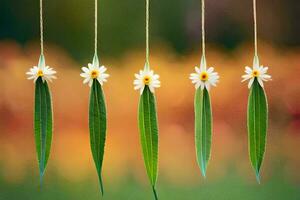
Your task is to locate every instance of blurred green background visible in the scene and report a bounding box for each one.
[1,0,299,61]
[0,0,300,199]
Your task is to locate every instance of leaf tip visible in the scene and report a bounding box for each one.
[100,185,104,196]
[152,186,159,200]
[201,168,207,178]
[255,171,261,184]
[39,171,45,187]
[98,173,105,196]
[200,160,207,178]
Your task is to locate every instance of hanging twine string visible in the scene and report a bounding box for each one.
[145,0,150,66]
[95,0,98,54]
[253,0,258,56]
[201,0,205,57]
[40,0,44,55]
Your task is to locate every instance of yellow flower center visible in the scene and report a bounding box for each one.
[252,70,259,77]
[200,72,208,81]
[91,70,99,79]
[37,70,44,77]
[143,75,151,85]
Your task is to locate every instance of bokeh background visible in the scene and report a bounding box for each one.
[0,0,300,199]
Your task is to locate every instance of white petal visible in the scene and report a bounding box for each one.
[26,71,35,75]
[134,84,142,90]
[210,75,219,80]
[140,86,145,95]
[83,77,90,84]
[210,80,217,87]
[80,73,89,78]
[201,83,205,90]
[33,77,38,83]
[103,73,110,78]
[208,79,217,86]
[261,74,271,79]
[191,79,199,84]
[261,66,268,73]
[88,80,93,87]
[207,67,214,73]
[242,74,251,82]
[245,66,252,74]
[153,74,159,79]
[45,77,52,83]
[27,75,36,80]
[205,82,211,91]
[152,79,160,84]
[99,66,107,73]
[134,80,141,85]
[97,77,103,84]
[50,75,57,80]
[248,78,254,88]
[135,74,142,79]
[41,77,46,83]
[195,82,201,89]
[190,73,199,78]
[82,67,90,73]
[152,84,160,88]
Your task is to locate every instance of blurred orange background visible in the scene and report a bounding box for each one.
[1,41,300,194]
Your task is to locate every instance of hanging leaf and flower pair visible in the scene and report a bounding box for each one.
[189,0,272,183]
[241,0,272,182]
[25,0,110,194]
[25,0,56,184]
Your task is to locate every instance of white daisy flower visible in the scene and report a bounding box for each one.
[26,65,57,83]
[80,63,109,87]
[134,68,160,95]
[190,66,219,91]
[242,64,271,88]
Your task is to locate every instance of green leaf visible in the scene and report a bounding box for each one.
[89,79,107,195]
[194,88,212,177]
[138,86,159,200]
[34,77,53,184]
[247,78,268,183]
